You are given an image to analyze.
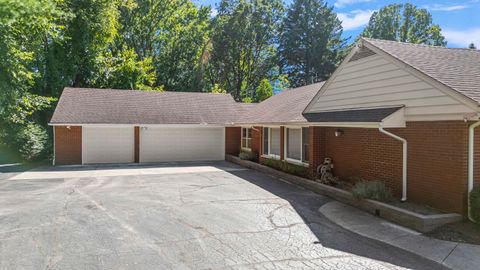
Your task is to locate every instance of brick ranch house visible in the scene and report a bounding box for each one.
[50,38,480,215]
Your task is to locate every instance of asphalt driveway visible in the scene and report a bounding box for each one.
[0,161,448,270]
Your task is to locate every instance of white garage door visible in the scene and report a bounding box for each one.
[82,126,134,164]
[140,126,225,162]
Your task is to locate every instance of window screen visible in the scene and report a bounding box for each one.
[270,128,280,156]
[263,127,269,154]
[287,128,301,160]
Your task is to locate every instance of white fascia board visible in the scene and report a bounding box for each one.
[381,107,406,128]
[49,123,228,128]
[306,122,380,128]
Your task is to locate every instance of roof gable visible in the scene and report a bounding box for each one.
[362,38,480,104]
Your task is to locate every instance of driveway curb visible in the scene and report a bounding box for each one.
[319,201,480,270]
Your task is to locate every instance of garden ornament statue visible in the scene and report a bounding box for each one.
[316,158,338,185]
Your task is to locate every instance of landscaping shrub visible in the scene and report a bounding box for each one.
[470,186,480,223]
[238,150,256,161]
[260,158,309,179]
[352,180,393,202]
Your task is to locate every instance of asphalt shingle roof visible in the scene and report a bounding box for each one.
[363,38,480,103]
[50,88,245,125]
[237,82,325,124]
[303,107,403,123]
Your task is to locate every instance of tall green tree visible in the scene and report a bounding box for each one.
[119,0,211,91]
[361,3,446,46]
[0,0,62,161]
[279,0,346,87]
[208,0,284,101]
[254,79,273,102]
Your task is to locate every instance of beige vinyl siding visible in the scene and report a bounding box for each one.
[307,55,476,121]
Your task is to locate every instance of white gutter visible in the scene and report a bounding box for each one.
[379,126,408,202]
[468,121,480,220]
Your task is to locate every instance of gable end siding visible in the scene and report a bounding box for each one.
[307,54,476,121]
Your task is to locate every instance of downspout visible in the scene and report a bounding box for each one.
[52,126,56,166]
[468,121,480,221]
[379,126,408,202]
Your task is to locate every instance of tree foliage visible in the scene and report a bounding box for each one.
[0,0,452,162]
[361,3,446,46]
[279,0,346,87]
[207,0,284,101]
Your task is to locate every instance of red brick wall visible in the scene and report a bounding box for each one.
[55,126,82,165]
[225,127,241,156]
[309,127,326,178]
[474,125,480,189]
[310,121,471,214]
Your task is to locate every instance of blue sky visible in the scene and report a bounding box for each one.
[193,0,480,48]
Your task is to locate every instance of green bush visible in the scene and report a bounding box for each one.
[15,123,50,162]
[260,158,310,179]
[352,180,393,202]
[470,186,480,223]
[239,150,256,161]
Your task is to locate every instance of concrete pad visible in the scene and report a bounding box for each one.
[443,243,480,270]
[390,235,458,263]
[0,162,448,269]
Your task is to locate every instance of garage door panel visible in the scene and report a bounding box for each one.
[140,127,225,162]
[83,127,134,164]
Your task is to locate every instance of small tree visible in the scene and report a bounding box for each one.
[469,43,477,50]
[255,79,273,102]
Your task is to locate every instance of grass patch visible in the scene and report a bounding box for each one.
[352,180,393,202]
[260,158,309,179]
[238,150,256,161]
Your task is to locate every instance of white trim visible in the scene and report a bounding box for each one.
[284,127,310,166]
[241,127,252,151]
[52,126,56,166]
[468,121,480,221]
[49,123,228,128]
[261,154,280,160]
[379,126,407,202]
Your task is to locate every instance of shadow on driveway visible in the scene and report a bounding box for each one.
[226,168,450,270]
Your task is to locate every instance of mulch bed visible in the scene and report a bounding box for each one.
[425,220,480,245]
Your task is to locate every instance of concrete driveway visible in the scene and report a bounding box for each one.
[0,161,447,270]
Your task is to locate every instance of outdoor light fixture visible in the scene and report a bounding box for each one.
[335,129,343,137]
[66,126,71,130]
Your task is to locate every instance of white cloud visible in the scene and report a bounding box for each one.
[423,4,467,11]
[443,28,480,47]
[210,8,218,17]
[334,0,373,8]
[337,10,374,31]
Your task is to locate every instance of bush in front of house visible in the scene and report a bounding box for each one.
[470,186,480,223]
[260,158,310,179]
[239,150,256,161]
[352,180,393,202]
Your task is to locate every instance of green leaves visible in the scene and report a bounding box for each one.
[279,0,346,88]
[361,3,447,46]
[208,0,284,101]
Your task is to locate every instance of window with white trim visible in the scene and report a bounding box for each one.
[241,127,252,150]
[285,127,309,163]
[263,127,280,157]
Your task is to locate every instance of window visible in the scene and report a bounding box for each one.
[285,127,309,164]
[263,127,280,157]
[270,128,281,156]
[263,127,269,155]
[286,128,301,160]
[241,127,252,150]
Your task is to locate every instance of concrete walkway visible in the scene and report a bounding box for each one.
[319,201,480,270]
